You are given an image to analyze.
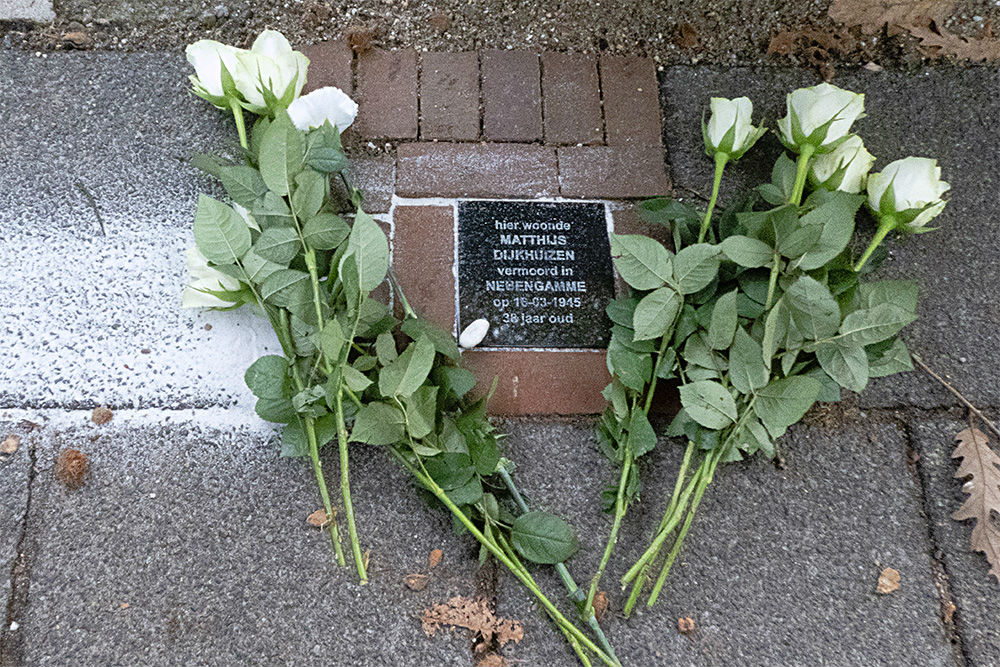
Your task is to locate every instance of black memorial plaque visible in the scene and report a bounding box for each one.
[458,200,615,348]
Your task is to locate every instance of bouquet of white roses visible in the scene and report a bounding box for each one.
[590,83,949,615]
[181,31,620,667]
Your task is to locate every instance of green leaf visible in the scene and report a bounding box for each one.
[753,376,820,437]
[784,276,841,340]
[729,328,769,395]
[511,511,580,565]
[281,415,338,458]
[402,318,460,361]
[632,287,681,341]
[627,409,657,458]
[219,165,268,207]
[469,433,501,477]
[708,290,739,350]
[836,303,915,347]
[292,169,325,221]
[302,213,350,250]
[350,401,405,445]
[671,243,721,295]
[260,269,314,322]
[253,227,301,265]
[241,249,284,284]
[255,397,297,423]
[379,335,435,398]
[869,338,914,377]
[606,339,652,391]
[375,332,398,366]
[679,380,737,429]
[606,297,639,328]
[305,123,349,173]
[342,365,373,392]
[193,195,251,265]
[778,224,823,259]
[404,386,438,439]
[424,452,475,490]
[319,319,346,362]
[720,235,774,268]
[608,234,672,291]
[244,355,288,399]
[794,192,863,270]
[342,210,390,293]
[817,341,869,393]
[446,476,484,506]
[439,366,476,399]
[259,112,305,196]
[762,299,789,370]
[860,280,918,314]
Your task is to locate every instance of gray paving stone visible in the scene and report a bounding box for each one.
[911,417,1000,666]
[0,0,52,21]
[19,416,479,666]
[659,66,1000,410]
[493,418,952,666]
[0,230,279,410]
[0,419,32,633]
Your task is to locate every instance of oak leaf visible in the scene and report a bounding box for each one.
[828,0,955,36]
[908,24,1000,61]
[952,428,1000,582]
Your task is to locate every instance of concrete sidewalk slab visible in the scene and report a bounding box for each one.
[659,66,1000,410]
[0,0,52,21]
[0,419,32,631]
[15,415,479,666]
[910,417,1000,666]
[0,230,276,410]
[493,419,952,666]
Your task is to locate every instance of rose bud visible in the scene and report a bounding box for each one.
[777,83,865,154]
[809,135,876,194]
[703,96,766,161]
[459,319,490,349]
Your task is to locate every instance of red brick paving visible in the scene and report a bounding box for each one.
[396,143,559,198]
[296,44,677,414]
[355,48,418,139]
[599,55,662,146]
[420,52,480,141]
[300,40,353,95]
[461,350,611,415]
[392,206,456,332]
[481,50,543,142]
[541,53,603,145]
[558,144,670,199]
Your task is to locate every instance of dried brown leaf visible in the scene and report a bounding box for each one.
[678,617,695,634]
[876,567,901,593]
[829,0,955,36]
[476,655,507,667]
[676,22,700,49]
[908,24,1000,61]
[55,448,89,489]
[91,406,113,425]
[592,590,609,621]
[1,434,20,455]
[306,509,329,527]
[404,574,430,591]
[428,548,443,569]
[952,428,1000,582]
[421,596,524,648]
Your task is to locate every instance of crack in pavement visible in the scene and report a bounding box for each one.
[0,429,39,667]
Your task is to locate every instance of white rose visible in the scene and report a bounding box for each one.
[808,135,875,194]
[703,96,765,160]
[777,83,865,153]
[287,87,359,133]
[236,30,309,114]
[186,40,244,107]
[459,319,490,349]
[867,157,950,229]
[181,246,242,308]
